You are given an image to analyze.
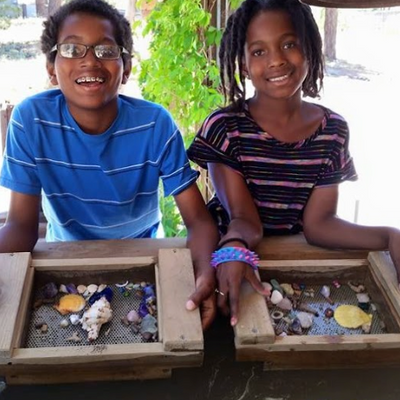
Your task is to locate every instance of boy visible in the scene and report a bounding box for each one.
[0,0,218,329]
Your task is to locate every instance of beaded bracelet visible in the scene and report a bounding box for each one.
[217,237,249,250]
[211,246,259,270]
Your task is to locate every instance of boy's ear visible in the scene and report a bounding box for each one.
[122,59,132,85]
[46,62,58,86]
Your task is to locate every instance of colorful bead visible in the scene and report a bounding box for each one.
[211,247,259,270]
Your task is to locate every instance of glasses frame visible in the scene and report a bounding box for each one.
[50,43,130,60]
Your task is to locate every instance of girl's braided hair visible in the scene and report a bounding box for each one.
[220,0,324,110]
[40,0,133,66]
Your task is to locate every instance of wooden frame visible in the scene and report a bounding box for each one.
[235,251,400,370]
[0,248,203,383]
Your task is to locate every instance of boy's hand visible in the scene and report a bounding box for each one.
[215,261,270,326]
[186,272,217,330]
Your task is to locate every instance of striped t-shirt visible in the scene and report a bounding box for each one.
[1,90,198,241]
[187,102,357,235]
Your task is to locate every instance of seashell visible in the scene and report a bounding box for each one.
[77,285,87,294]
[297,302,319,317]
[334,305,372,328]
[296,312,314,329]
[66,332,81,342]
[81,297,112,341]
[60,319,69,328]
[277,297,292,311]
[70,314,81,325]
[270,290,284,305]
[83,284,98,298]
[42,282,58,299]
[362,321,372,334]
[280,283,294,297]
[97,284,107,292]
[356,293,370,303]
[54,294,86,315]
[59,284,68,294]
[348,281,365,293]
[320,285,334,305]
[127,309,141,323]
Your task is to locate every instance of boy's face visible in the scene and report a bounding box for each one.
[46,12,131,121]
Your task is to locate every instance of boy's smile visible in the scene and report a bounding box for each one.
[243,10,308,102]
[47,12,131,133]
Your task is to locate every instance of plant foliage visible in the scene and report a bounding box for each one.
[135,0,225,237]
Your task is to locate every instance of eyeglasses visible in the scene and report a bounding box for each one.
[50,43,130,60]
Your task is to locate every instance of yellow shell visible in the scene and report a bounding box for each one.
[334,305,372,328]
[54,294,86,315]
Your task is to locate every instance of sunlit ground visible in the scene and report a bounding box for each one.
[1,8,399,229]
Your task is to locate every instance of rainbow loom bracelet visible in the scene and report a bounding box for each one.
[210,246,259,270]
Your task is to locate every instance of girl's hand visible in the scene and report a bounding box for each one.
[215,261,270,326]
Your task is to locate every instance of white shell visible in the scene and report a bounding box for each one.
[83,284,98,298]
[59,284,68,293]
[356,293,370,303]
[97,284,107,292]
[70,314,81,325]
[296,311,314,329]
[270,290,284,305]
[60,319,69,328]
[81,297,112,341]
[77,285,87,294]
[320,285,331,298]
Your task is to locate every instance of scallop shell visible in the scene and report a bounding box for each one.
[54,294,86,315]
[334,305,372,328]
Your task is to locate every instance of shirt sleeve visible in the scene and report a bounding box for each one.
[0,104,42,195]
[315,113,358,187]
[187,110,243,173]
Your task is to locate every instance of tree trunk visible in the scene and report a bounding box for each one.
[48,0,62,16]
[125,0,137,25]
[324,8,338,61]
[35,0,47,17]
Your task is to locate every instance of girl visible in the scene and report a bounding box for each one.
[188,0,400,326]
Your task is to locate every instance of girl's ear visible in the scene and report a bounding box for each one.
[46,62,58,86]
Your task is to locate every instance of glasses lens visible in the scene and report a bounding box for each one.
[58,43,86,58]
[94,45,120,60]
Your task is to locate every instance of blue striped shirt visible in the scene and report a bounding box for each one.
[1,90,198,241]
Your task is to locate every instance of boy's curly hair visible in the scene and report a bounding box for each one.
[220,0,324,110]
[40,0,133,65]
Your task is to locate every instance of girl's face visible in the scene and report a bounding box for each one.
[46,12,131,124]
[243,10,308,102]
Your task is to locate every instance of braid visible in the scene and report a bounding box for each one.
[219,0,324,109]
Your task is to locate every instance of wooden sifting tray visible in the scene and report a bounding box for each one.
[235,251,400,370]
[0,248,203,384]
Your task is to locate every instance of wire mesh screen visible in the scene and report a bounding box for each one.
[24,282,158,348]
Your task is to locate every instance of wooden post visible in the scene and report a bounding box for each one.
[0,104,13,156]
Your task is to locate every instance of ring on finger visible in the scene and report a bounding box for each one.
[215,288,225,296]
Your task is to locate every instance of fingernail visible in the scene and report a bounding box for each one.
[186,300,196,311]
[230,316,237,326]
